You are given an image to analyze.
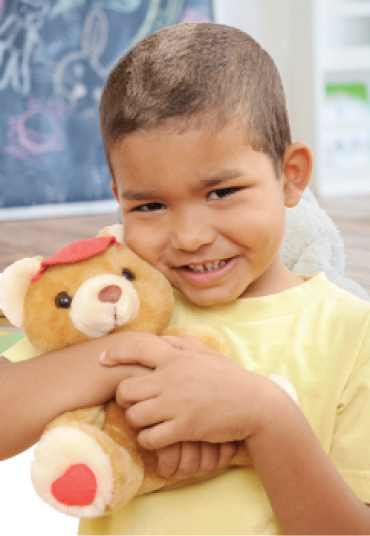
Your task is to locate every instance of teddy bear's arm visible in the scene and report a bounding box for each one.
[163,324,229,355]
[288,236,335,275]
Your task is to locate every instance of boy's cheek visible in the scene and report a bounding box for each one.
[124,230,162,269]
[122,227,145,257]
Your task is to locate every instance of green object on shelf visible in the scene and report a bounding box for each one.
[326,83,368,102]
[0,331,24,354]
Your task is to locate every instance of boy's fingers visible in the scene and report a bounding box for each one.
[125,397,167,429]
[171,441,201,480]
[155,441,238,480]
[217,441,239,468]
[162,335,218,355]
[137,420,181,451]
[121,364,153,379]
[99,334,175,368]
[156,443,182,478]
[116,374,160,408]
[198,442,220,473]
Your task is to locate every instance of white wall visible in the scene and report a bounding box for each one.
[213,0,319,192]
[213,0,294,116]
[0,446,78,535]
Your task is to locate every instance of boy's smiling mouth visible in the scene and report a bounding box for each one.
[174,257,238,287]
[184,259,229,273]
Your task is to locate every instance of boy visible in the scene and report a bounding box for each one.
[2,22,370,534]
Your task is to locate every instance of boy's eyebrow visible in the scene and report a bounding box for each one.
[197,169,244,188]
[121,169,244,200]
[121,189,160,201]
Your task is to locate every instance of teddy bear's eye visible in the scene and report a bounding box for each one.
[122,268,135,281]
[55,292,72,309]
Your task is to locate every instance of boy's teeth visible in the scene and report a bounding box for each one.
[187,260,227,272]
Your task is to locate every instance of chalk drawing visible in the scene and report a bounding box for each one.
[0,0,213,209]
[6,97,67,163]
[0,0,50,94]
[179,7,212,23]
[95,0,142,14]
[52,9,109,114]
[48,0,85,20]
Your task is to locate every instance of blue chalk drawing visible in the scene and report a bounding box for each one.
[0,0,214,209]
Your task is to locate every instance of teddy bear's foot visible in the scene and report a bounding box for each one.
[31,426,144,518]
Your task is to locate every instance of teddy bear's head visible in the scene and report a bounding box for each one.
[0,237,174,354]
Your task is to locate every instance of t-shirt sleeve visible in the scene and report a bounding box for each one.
[330,326,370,504]
[3,337,37,362]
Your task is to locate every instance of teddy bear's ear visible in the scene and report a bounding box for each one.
[0,257,42,328]
[97,224,124,243]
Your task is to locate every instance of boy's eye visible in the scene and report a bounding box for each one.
[208,187,240,200]
[133,202,165,212]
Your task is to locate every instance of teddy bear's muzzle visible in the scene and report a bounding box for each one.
[69,274,140,338]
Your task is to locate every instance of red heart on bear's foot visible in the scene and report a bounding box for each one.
[51,463,97,506]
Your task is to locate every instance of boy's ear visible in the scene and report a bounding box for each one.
[281,142,313,207]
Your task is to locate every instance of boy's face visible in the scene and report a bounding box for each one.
[110,122,295,306]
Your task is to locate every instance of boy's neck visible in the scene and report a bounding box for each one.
[239,256,303,299]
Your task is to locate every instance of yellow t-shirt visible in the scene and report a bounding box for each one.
[5,274,370,534]
[78,273,370,535]
[3,336,37,361]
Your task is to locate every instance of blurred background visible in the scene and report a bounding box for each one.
[0,1,369,535]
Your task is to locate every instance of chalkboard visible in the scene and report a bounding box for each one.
[0,0,213,217]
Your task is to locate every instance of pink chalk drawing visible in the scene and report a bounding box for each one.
[179,8,212,24]
[5,97,67,163]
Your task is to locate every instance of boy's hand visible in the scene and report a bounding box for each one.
[99,331,279,450]
[156,441,238,479]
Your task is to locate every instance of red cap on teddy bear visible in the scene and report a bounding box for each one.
[31,236,122,283]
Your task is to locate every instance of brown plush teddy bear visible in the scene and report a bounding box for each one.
[0,236,254,519]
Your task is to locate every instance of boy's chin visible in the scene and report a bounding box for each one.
[177,286,243,307]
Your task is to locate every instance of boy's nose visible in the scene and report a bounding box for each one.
[170,211,216,252]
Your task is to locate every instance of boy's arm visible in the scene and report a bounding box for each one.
[0,332,149,461]
[101,333,370,535]
[248,388,370,535]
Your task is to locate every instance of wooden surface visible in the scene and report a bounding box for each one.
[0,213,117,272]
[0,195,369,328]
[319,196,370,296]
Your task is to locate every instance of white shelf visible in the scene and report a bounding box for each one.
[324,46,370,71]
[327,1,370,17]
[323,120,370,129]
[0,200,118,221]
[312,0,370,196]
[318,166,370,197]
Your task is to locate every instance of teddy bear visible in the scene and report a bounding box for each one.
[281,188,369,301]
[0,235,268,519]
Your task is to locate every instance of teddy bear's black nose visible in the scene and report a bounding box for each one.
[98,285,122,304]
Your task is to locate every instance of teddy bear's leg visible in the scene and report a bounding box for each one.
[31,406,145,518]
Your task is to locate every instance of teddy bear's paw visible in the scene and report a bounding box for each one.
[31,427,115,518]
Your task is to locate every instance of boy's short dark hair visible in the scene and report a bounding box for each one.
[100,22,292,177]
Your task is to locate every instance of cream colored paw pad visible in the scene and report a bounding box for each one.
[31,427,114,518]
